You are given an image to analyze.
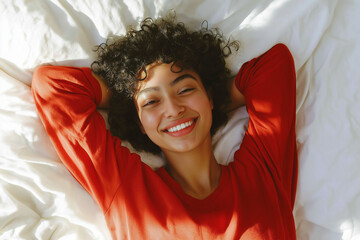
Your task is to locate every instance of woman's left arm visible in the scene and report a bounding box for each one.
[234,44,298,206]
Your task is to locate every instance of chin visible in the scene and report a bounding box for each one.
[162,144,196,154]
[161,135,212,154]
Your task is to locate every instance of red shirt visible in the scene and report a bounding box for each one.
[32,43,297,239]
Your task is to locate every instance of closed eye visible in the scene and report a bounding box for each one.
[142,100,158,107]
[179,88,195,94]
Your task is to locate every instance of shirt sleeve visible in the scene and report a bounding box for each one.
[31,66,133,211]
[235,44,298,206]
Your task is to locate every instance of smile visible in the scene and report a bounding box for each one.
[167,120,194,133]
[162,118,198,137]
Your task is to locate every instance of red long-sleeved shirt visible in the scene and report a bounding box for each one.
[32,43,297,239]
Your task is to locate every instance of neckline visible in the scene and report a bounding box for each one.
[157,165,228,208]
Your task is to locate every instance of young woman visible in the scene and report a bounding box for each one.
[32,16,298,239]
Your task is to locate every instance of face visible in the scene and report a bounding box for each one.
[134,62,213,154]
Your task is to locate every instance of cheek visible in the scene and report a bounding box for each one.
[189,94,213,113]
[194,95,213,128]
[139,110,161,133]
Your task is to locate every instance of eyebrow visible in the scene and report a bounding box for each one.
[136,74,197,98]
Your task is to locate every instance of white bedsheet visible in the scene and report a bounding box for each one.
[1,0,359,239]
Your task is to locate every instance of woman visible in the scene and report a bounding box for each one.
[32,16,297,239]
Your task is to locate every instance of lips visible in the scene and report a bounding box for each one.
[162,118,198,136]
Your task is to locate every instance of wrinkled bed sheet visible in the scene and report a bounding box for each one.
[0,0,359,239]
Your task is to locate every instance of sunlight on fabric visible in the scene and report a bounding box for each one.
[241,0,289,28]
[124,0,144,18]
[341,220,360,240]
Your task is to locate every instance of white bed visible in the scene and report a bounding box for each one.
[1,0,359,239]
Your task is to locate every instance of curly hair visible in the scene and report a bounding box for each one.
[91,15,239,154]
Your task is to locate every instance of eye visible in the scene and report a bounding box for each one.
[179,88,195,95]
[142,100,158,107]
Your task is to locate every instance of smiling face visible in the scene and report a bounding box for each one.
[134,62,213,154]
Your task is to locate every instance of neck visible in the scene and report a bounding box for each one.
[163,136,221,200]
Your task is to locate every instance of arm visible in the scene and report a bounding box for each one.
[235,44,297,205]
[31,66,128,211]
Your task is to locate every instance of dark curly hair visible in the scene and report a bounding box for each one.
[91,14,239,154]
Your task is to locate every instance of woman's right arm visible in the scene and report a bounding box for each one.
[32,66,130,211]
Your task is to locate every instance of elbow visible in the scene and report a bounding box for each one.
[274,44,295,69]
[31,65,58,103]
[32,65,51,91]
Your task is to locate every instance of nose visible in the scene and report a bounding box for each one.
[164,97,184,118]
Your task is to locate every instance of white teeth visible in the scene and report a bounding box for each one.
[167,120,194,133]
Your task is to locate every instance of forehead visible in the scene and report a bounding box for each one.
[136,62,199,90]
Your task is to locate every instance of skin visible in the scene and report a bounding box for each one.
[93,63,245,199]
[93,72,111,109]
